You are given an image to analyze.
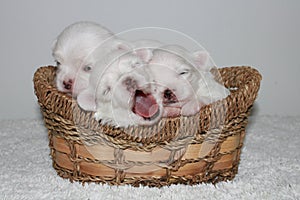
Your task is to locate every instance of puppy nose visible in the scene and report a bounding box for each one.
[163,89,178,104]
[164,89,173,99]
[63,79,73,90]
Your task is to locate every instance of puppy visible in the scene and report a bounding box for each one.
[148,45,230,117]
[52,21,130,97]
[77,49,162,127]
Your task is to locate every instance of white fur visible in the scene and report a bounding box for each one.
[77,49,162,127]
[148,45,230,117]
[52,21,130,97]
[131,39,163,62]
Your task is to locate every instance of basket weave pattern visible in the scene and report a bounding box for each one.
[33,66,261,187]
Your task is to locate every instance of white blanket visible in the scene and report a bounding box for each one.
[0,116,299,200]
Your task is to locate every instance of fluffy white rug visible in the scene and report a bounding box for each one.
[0,116,299,200]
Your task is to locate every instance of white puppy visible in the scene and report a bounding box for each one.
[77,49,162,127]
[52,21,130,97]
[148,45,230,117]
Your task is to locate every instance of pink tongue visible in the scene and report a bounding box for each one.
[133,90,159,118]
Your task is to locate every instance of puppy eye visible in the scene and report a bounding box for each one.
[179,70,189,75]
[55,60,61,66]
[83,65,92,72]
[103,87,111,95]
[132,61,142,68]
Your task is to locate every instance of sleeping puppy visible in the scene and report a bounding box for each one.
[52,21,130,97]
[148,45,230,117]
[77,49,162,127]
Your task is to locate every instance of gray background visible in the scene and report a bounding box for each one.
[0,0,299,120]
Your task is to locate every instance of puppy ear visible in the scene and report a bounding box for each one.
[51,38,62,61]
[114,39,133,51]
[192,51,210,71]
[51,38,58,52]
[77,89,96,111]
[134,48,153,63]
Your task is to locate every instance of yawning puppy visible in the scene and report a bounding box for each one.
[148,45,230,117]
[52,21,130,97]
[77,49,162,127]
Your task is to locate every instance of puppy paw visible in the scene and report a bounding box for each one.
[94,112,120,127]
[94,112,102,121]
[181,101,200,116]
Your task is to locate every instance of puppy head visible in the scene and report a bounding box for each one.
[110,67,162,127]
[103,55,162,127]
[52,21,132,97]
[148,62,196,109]
[92,49,152,103]
[77,48,162,127]
[53,55,93,97]
[148,46,210,116]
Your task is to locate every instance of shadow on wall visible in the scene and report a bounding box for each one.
[246,102,260,131]
[34,105,45,121]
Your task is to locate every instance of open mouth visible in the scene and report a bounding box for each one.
[132,90,160,120]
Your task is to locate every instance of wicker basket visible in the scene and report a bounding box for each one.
[33,65,261,187]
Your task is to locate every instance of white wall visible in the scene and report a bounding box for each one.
[0,0,299,120]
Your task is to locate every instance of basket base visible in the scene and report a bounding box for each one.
[47,117,246,187]
[49,129,244,187]
[53,161,239,187]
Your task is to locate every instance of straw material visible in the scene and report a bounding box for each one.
[33,65,261,187]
